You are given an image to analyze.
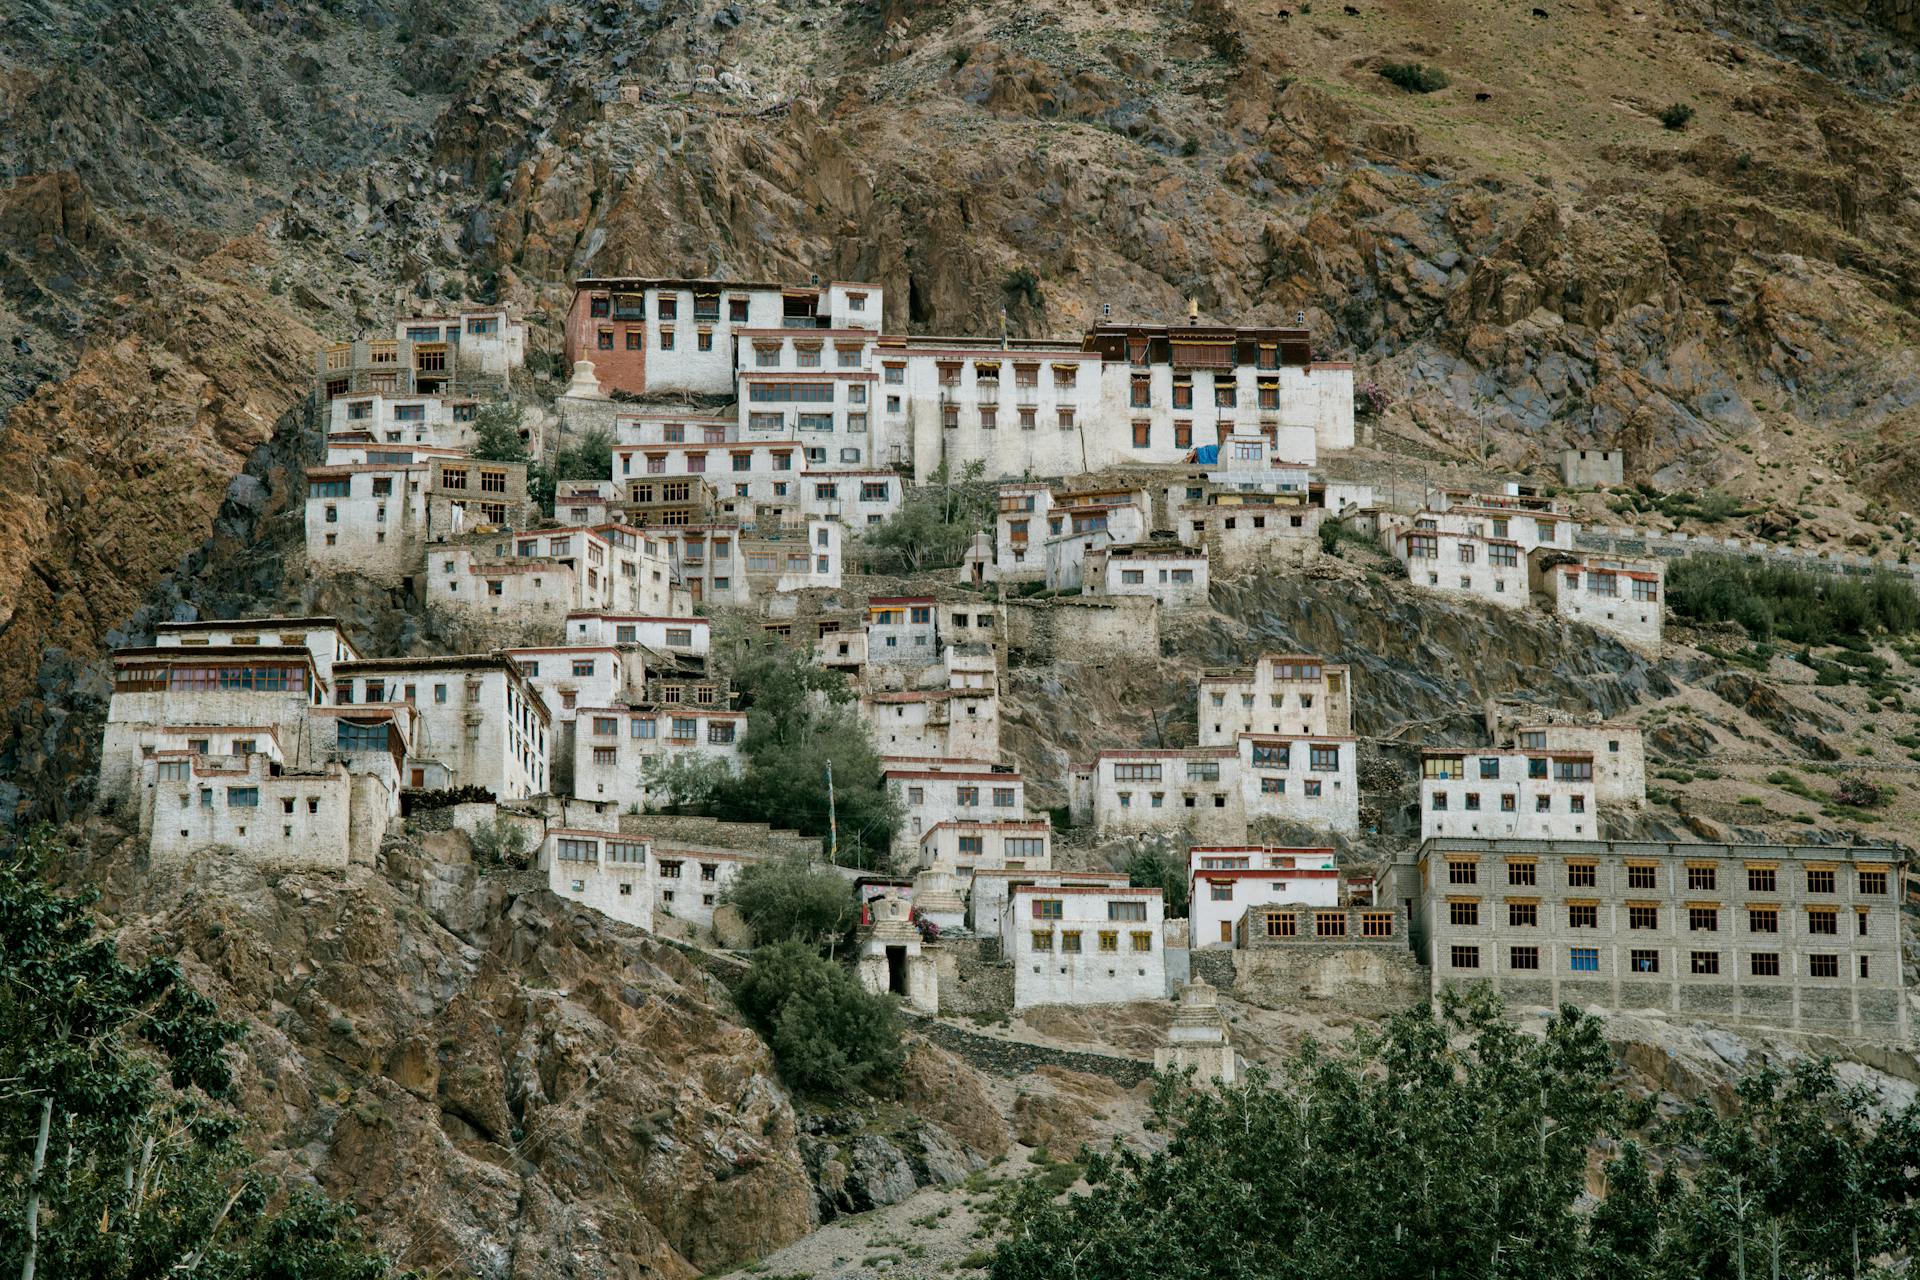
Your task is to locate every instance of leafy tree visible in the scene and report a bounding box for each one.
[551,428,613,483]
[1122,845,1189,918]
[735,941,905,1094]
[0,826,403,1280]
[1653,1059,1920,1279]
[468,814,530,869]
[990,987,1639,1280]
[863,459,995,574]
[723,856,860,955]
[472,399,529,462]
[989,988,1920,1280]
[643,641,899,867]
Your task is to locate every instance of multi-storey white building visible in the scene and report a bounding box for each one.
[1392,524,1530,611]
[1430,490,1576,552]
[1073,735,1359,838]
[428,524,680,628]
[569,702,746,810]
[307,454,532,585]
[1196,654,1352,744]
[650,842,760,930]
[1083,541,1210,607]
[640,520,840,607]
[153,617,362,686]
[860,685,999,761]
[327,393,482,451]
[565,278,881,398]
[1531,552,1664,654]
[564,612,710,658]
[1008,884,1167,1010]
[546,828,656,931]
[1188,846,1339,948]
[969,869,1125,937]
[1510,723,1646,807]
[866,596,940,666]
[331,654,550,798]
[395,305,526,377]
[885,758,1027,855]
[996,483,1151,584]
[1419,748,1598,841]
[892,341,1109,481]
[143,754,374,870]
[917,819,1053,876]
[100,645,327,809]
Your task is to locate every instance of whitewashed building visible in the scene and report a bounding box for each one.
[331,654,550,798]
[997,484,1151,584]
[1511,723,1646,807]
[546,828,656,931]
[396,305,526,377]
[1188,846,1339,948]
[1074,736,1359,838]
[969,869,1126,937]
[143,754,372,870]
[885,758,1027,855]
[917,819,1053,876]
[1531,552,1664,654]
[428,524,680,628]
[1419,748,1598,841]
[1083,541,1210,607]
[569,702,746,810]
[153,617,361,686]
[861,685,1000,761]
[564,612,710,658]
[1196,654,1352,745]
[327,392,482,452]
[891,341,1109,481]
[1008,884,1167,1010]
[866,596,940,666]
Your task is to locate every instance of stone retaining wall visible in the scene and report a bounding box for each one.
[1576,528,1920,585]
[908,1016,1154,1088]
[1232,943,1429,1017]
[938,938,1015,1019]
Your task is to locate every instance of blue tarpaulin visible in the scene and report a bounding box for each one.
[1191,445,1219,465]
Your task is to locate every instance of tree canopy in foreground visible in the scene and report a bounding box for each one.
[0,827,404,1280]
[991,987,1920,1280]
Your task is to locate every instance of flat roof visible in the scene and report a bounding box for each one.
[1418,838,1901,861]
[156,616,345,633]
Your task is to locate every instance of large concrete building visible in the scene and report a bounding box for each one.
[1412,838,1907,1039]
[1196,654,1352,745]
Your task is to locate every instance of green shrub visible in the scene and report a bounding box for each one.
[469,814,530,869]
[725,856,860,953]
[736,941,905,1093]
[1666,556,1920,644]
[1004,266,1043,308]
[1659,102,1695,130]
[1379,62,1450,93]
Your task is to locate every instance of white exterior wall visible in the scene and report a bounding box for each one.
[1541,559,1664,654]
[803,470,903,529]
[614,436,805,520]
[334,664,548,798]
[1518,725,1646,807]
[1009,887,1167,1010]
[1044,529,1110,592]
[900,350,1106,482]
[651,846,757,930]
[1420,753,1598,840]
[509,648,631,724]
[1087,549,1210,607]
[328,393,478,451]
[1188,849,1340,948]
[144,755,358,870]
[564,613,710,657]
[154,623,359,685]
[1088,751,1240,836]
[1396,530,1529,611]
[395,307,525,376]
[861,689,999,761]
[1180,504,1328,568]
[305,465,430,582]
[969,870,1117,936]
[918,821,1053,874]
[1425,500,1577,554]
[1197,656,1351,745]
[737,363,880,469]
[995,485,1054,581]
[1237,735,1360,836]
[548,830,655,931]
[643,286,787,395]
[887,767,1027,854]
[430,528,678,628]
[866,602,939,666]
[100,684,319,810]
[1282,364,1355,451]
[570,706,745,810]
[1561,447,1625,487]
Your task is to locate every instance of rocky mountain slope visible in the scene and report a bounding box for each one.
[7,0,1920,1274]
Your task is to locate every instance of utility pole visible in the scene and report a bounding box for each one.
[825,759,838,865]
